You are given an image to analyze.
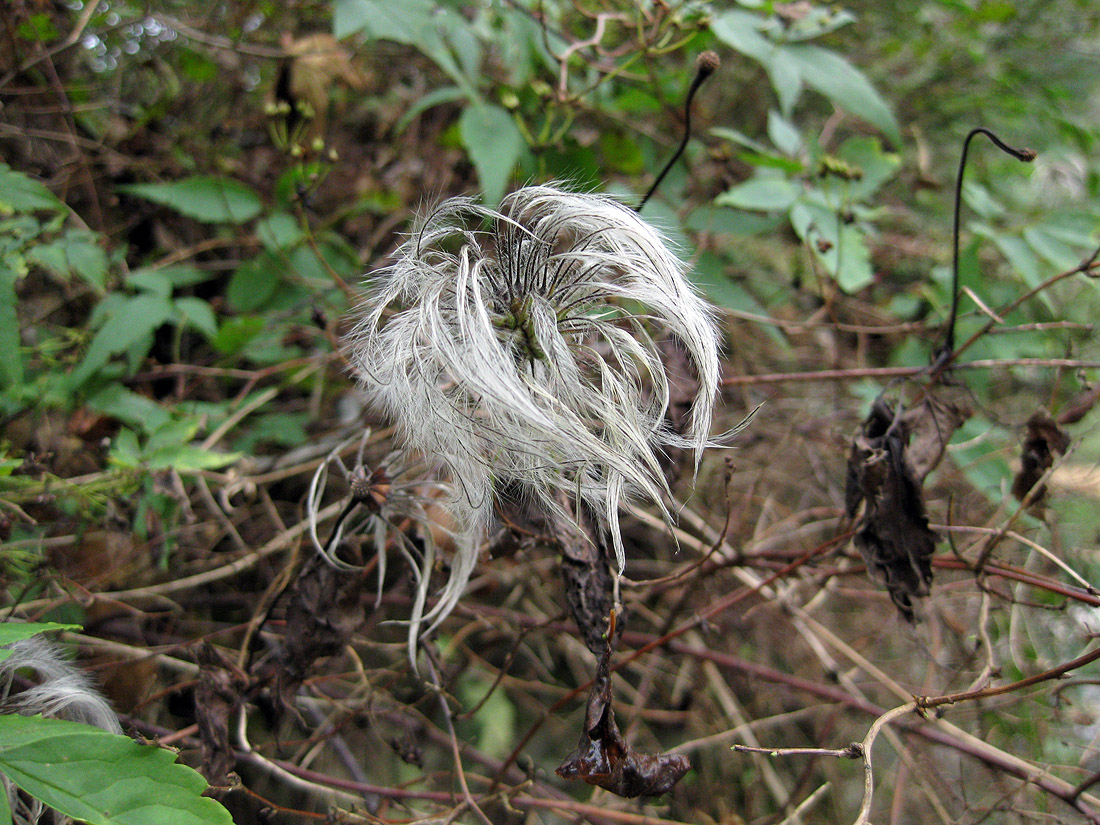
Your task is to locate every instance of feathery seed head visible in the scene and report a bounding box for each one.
[346,184,723,647]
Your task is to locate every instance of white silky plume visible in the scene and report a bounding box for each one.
[0,637,121,733]
[346,184,722,647]
[2,635,121,825]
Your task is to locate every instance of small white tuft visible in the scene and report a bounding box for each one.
[0,636,121,733]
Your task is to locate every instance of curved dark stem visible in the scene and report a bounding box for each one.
[636,51,719,213]
[323,497,360,556]
[936,127,1036,368]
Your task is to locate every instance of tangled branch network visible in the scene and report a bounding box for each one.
[346,185,728,649]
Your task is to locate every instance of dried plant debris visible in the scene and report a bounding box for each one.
[845,395,970,620]
[275,554,369,709]
[556,626,690,798]
[1012,411,1071,505]
[196,642,249,785]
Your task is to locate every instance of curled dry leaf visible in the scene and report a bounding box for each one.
[556,627,690,798]
[844,394,970,620]
[196,642,249,785]
[276,33,370,138]
[1012,411,1071,505]
[275,555,369,713]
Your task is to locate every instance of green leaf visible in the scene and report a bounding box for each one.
[0,771,10,824]
[108,428,142,469]
[0,164,64,214]
[0,256,23,388]
[790,196,874,292]
[766,58,803,116]
[691,252,787,348]
[0,715,232,825]
[26,240,70,278]
[127,266,214,296]
[715,177,800,212]
[232,412,310,452]
[783,44,901,145]
[64,232,109,291]
[227,254,281,312]
[459,104,524,207]
[1023,224,1080,271]
[255,212,305,251]
[119,177,263,224]
[172,297,218,339]
[766,111,801,157]
[211,316,264,355]
[395,86,467,134]
[145,444,241,472]
[833,136,901,201]
[334,0,479,92]
[86,384,172,434]
[833,224,874,293]
[0,623,81,661]
[711,127,771,155]
[145,418,201,454]
[70,294,174,388]
[710,10,774,63]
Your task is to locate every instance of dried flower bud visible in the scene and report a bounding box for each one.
[696,50,720,79]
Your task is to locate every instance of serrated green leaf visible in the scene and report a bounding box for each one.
[0,256,23,388]
[0,623,81,661]
[459,104,524,207]
[0,164,64,214]
[120,177,263,224]
[0,715,232,825]
[715,177,800,212]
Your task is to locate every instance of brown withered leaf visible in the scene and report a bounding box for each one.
[903,394,972,482]
[275,552,369,712]
[556,628,690,798]
[845,395,968,620]
[1012,411,1071,505]
[196,643,249,785]
[559,524,621,656]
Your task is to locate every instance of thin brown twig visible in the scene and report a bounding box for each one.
[723,357,1100,387]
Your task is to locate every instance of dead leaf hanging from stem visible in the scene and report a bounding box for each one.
[556,612,691,798]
